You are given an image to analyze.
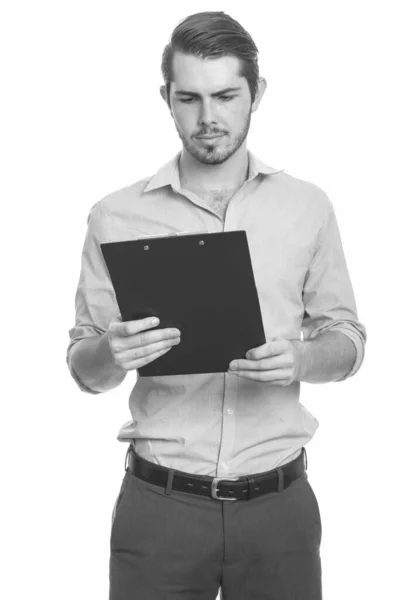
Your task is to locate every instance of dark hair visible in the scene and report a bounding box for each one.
[161,11,259,105]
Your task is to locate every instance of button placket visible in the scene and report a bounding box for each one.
[216,373,238,476]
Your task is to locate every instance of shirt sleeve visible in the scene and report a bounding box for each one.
[66,199,120,393]
[301,196,367,381]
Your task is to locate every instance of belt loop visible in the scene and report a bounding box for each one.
[303,447,308,470]
[276,468,284,492]
[247,477,256,500]
[165,469,175,496]
[125,444,133,472]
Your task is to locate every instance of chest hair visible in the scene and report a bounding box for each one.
[204,189,236,219]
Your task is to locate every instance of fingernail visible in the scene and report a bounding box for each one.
[151,317,159,325]
[230,362,237,370]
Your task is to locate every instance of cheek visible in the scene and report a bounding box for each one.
[174,113,196,137]
[172,107,194,133]
[220,103,249,127]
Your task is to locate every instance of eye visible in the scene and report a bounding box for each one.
[179,98,196,104]
[219,95,236,101]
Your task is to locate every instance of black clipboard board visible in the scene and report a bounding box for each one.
[100,230,266,377]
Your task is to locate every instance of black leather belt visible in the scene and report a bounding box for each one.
[125,445,307,501]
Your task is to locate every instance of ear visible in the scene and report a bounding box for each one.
[160,85,169,106]
[251,77,267,113]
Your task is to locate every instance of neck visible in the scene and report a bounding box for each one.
[179,143,249,192]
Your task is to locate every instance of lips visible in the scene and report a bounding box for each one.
[196,133,225,139]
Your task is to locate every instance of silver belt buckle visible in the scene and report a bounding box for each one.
[211,476,240,501]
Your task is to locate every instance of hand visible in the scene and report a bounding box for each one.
[228,337,301,386]
[107,315,181,372]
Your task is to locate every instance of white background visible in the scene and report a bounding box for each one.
[1,1,399,598]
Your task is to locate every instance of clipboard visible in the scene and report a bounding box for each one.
[100,230,266,377]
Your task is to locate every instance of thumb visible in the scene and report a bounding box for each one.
[109,313,123,329]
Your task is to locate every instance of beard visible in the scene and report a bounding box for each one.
[174,110,252,165]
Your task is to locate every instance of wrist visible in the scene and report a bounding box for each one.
[100,331,127,374]
[291,340,308,382]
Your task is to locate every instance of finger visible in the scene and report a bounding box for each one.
[230,355,290,372]
[119,337,181,363]
[136,327,181,349]
[245,339,287,361]
[228,368,290,382]
[111,316,160,337]
[122,345,174,372]
[111,326,181,353]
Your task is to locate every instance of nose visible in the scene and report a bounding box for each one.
[198,99,217,127]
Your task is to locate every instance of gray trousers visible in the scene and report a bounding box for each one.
[109,462,322,599]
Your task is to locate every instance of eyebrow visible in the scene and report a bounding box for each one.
[174,87,242,97]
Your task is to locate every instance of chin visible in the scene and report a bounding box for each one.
[185,142,236,165]
[202,147,237,165]
[199,154,229,165]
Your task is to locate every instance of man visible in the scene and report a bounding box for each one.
[67,11,366,600]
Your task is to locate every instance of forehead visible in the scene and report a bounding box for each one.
[170,52,245,93]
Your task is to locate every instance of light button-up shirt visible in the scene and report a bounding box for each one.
[67,151,366,477]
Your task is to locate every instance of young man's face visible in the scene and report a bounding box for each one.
[162,52,265,165]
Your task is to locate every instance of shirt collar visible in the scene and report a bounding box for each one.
[143,150,283,194]
[247,151,284,179]
[143,152,182,193]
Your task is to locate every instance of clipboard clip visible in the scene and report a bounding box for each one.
[137,230,209,240]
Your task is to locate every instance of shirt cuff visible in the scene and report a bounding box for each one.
[66,352,101,395]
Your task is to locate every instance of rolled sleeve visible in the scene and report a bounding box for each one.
[66,344,101,395]
[67,200,120,392]
[301,196,367,380]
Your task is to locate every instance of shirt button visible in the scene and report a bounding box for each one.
[226,408,234,415]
